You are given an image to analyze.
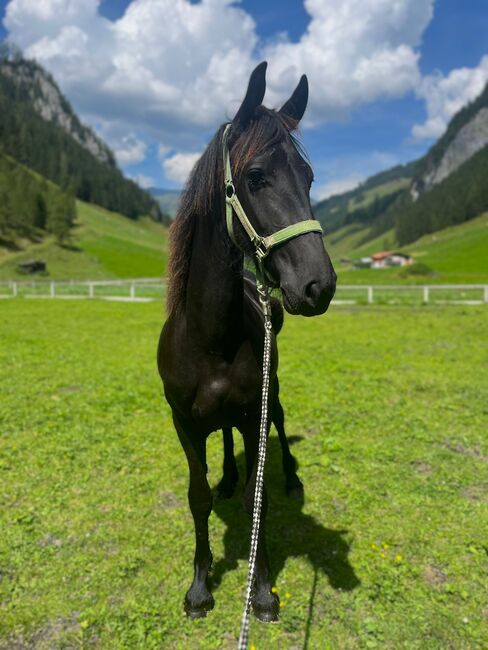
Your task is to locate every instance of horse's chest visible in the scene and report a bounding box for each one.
[191,343,262,428]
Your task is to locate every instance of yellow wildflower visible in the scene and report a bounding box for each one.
[271,586,278,593]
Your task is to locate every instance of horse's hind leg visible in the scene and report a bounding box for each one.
[241,426,279,623]
[215,427,239,500]
[273,382,304,499]
[173,415,214,618]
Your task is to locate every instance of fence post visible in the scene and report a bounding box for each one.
[484,286,488,304]
[50,282,55,298]
[12,282,17,297]
[367,286,373,304]
[423,286,429,303]
[89,283,94,298]
[130,282,136,300]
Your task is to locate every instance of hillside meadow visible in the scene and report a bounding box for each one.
[1,198,487,286]
[0,299,486,649]
[0,201,168,281]
[327,212,488,285]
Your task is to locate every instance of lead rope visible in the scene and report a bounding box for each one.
[237,275,273,650]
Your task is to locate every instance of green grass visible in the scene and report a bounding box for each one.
[0,201,168,280]
[328,212,488,285]
[0,300,487,649]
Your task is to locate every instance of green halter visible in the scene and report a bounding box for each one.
[222,123,323,292]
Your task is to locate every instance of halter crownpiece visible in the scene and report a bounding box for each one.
[222,123,323,274]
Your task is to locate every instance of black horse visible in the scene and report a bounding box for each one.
[158,62,336,623]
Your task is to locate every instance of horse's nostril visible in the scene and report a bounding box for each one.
[305,281,321,303]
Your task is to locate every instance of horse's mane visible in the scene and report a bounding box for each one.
[166,108,302,316]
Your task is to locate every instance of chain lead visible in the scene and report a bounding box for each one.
[237,264,273,650]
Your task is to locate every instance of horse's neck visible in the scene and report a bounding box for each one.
[185,206,244,354]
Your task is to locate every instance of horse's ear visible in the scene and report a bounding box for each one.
[233,61,267,126]
[279,74,308,124]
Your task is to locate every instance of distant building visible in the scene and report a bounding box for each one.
[353,251,413,269]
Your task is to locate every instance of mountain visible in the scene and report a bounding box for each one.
[412,83,488,196]
[0,45,169,225]
[314,161,418,233]
[314,81,488,249]
[149,188,181,218]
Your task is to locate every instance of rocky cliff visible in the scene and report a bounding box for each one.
[0,56,114,167]
[412,82,488,197]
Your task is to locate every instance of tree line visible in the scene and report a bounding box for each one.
[0,152,76,244]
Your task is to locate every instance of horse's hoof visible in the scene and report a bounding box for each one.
[185,605,208,619]
[184,593,214,618]
[252,592,280,623]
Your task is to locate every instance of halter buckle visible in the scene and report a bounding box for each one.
[254,238,269,260]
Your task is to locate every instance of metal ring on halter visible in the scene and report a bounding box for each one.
[254,239,269,261]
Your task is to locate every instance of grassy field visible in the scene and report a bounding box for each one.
[0,201,168,281]
[0,300,487,649]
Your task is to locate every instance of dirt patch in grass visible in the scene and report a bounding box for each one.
[0,616,81,650]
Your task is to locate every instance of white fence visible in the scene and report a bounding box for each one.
[0,278,165,303]
[333,284,488,306]
[0,280,487,305]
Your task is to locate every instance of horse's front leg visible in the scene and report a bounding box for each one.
[173,414,214,618]
[241,424,280,622]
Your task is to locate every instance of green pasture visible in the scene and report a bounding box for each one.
[0,201,168,281]
[328,212,488,285]
[0,301,487,649]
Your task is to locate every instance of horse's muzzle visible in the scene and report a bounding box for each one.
[281,271,336,316]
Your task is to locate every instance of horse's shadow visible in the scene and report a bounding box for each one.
[210,435,360,594]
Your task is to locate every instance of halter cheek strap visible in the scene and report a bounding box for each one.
[222,124,323,285]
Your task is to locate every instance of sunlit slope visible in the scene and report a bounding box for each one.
[326,212,488,284]
[0,201,168,280]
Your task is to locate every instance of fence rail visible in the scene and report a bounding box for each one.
[0,280,487,305]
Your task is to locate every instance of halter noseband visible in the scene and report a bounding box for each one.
[222,123,323,288]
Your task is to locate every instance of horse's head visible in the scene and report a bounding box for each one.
[227,62,336,317]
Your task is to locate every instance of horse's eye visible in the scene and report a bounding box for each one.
[247,168,266,189]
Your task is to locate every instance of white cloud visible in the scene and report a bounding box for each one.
[157,143,170,161]
[130,172,154,189]
[315,174,363,200]
[113,134,147,165]
[263,0,434,125]
[3,0,435,143]
[412,55,488,140]
[163,151,201,185]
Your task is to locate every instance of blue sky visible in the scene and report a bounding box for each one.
[1,1,488,198]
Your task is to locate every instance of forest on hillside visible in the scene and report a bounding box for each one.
[0,49,167,225]
[0,152,75,244]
